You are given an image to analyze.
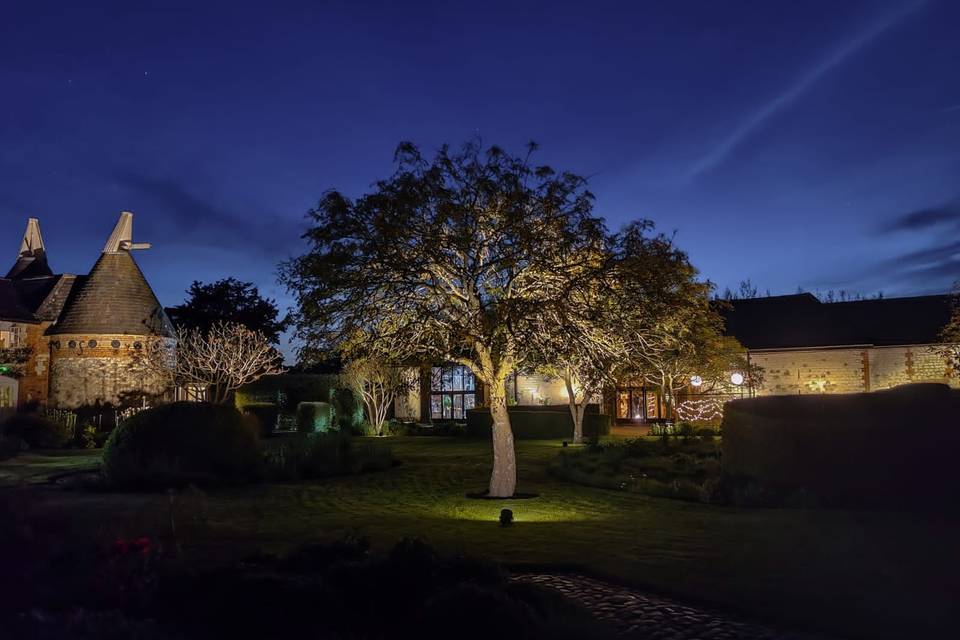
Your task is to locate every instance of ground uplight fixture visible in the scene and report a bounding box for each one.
[690,375,703,387]
[500,508,514,527]
[730,372,745,386]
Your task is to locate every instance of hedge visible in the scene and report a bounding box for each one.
[721,383,960,509]
[465,405,611,440]
[236,374,364,433]
[296,401,334,433]
[241,402,280,437]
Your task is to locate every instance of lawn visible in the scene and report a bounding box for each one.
[10,437,960,639]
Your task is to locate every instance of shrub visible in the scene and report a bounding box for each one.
[722,383,960,509]
[102,402,262,489]
[235,374,366,433]
[1,412,73,448]
[465,406,611,440]
[241,402,279,437]
[296,401,334,433]
[550,436,721,502]
[264,432,394,480]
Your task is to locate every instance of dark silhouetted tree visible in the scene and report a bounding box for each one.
[167,278,288,343]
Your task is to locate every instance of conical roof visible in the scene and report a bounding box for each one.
[50,213,174,337]
[6,218,53,279]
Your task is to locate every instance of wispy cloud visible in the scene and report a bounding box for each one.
[879,200,960,233]
[114,171,305,257]
[688,1,927,179]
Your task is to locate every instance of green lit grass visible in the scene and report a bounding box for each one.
[14,438,960,639]
[0,449,101,487]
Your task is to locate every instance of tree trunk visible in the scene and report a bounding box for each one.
[487,383,517,497]
[565,376,586,444]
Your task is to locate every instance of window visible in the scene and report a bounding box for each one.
[430,365,476,420]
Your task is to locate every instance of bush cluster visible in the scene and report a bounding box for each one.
[263,432,394,481]
[549,436,721,502]
[102,402,263,489]
[151,538,613,640]
[235,374,364,434]
[0,413,73,449]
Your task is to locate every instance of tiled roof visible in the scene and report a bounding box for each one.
[722,293,953,350]
[6,252,53,279]
[49,252,174,337]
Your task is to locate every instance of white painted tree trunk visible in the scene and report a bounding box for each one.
[487,384,517,497]
[564,375,586,444]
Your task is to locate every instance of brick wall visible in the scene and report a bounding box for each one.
[751,345,958,396]
[47,333,171,408]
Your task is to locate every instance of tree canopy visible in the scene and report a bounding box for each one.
[281,140,606,496]
[167,278,288,344]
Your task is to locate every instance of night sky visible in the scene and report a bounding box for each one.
[3,1,959,347]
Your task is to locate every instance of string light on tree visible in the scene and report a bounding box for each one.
[675,398,724,421]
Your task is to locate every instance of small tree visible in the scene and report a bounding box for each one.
[146,322,284,404]
[342,357,414,436]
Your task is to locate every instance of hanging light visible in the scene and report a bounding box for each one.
[730,372,745,386]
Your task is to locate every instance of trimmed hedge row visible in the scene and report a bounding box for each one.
[721,383,960,509]
[236,374,364,434]
[465,405,611,440]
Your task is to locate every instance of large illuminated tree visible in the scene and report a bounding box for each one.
[280,141,605,496]
[608,223,755,420]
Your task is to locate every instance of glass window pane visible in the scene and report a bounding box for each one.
[442,394,453,419]
[452,367,463,391]
[442,368,453,391]
[453,394,464,420]
[647,392,658,420]
[431,368,442,392]
[631,392,643,420]
[431,395,442,419]
[464,393,475,411]
[617,391,628,419]
[464,368,475,391]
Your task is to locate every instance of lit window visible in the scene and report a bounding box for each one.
[430,365,476,420]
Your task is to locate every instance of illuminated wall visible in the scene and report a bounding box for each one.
[750,346,956,396]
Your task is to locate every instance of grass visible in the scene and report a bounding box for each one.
[0,449,101,487]
[8,437,960,639]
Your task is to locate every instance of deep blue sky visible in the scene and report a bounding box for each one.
[3,1,959,325]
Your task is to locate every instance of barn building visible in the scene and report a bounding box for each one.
[0,213,174,410]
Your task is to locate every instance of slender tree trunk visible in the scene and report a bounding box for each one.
[564,375,586,444]
[487,381,517,497]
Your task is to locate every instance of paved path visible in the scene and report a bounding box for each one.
[513,573,835,640]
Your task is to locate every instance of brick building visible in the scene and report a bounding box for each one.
[0,213,174,410]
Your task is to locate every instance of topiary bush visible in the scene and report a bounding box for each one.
[1,413,73,449]
[102,402,262,489]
